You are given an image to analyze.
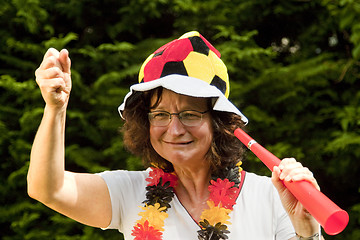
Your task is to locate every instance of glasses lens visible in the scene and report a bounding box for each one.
[179,111,203,126]
[148,110,207,127]
[148,112,170,126]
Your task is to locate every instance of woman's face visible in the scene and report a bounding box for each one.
[149,89,213,169]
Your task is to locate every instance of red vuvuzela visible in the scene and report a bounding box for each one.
[234,128,349,235]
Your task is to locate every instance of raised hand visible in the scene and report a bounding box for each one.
[35,48,72,110]
[272,158,320,237]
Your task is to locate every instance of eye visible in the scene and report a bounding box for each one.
[181,111,202,120]
[151,111,169,120]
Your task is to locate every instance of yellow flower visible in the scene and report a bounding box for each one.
[137,203,168,231]
[236,161,243,172]
[200,201,231,226]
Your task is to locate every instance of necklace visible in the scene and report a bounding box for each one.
[131,162,243,240]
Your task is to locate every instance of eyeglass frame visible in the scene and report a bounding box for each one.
[148,109,210,127]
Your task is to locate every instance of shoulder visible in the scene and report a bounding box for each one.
[243,171,273,187]
[97,168,150,191]
[98,168,149,179]
[96,169,151,231]
[241,171,277,201]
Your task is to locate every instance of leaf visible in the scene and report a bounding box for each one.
[352,44,360,60]
[325,131,360,152]
[43,32,78,50]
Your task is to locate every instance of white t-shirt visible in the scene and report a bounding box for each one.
[98,169,296,239]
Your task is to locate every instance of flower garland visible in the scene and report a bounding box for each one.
[131,162,242,240]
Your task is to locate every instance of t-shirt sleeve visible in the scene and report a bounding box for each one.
[97,169,148,231]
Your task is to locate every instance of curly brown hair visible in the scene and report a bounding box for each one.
[122,87,246,175]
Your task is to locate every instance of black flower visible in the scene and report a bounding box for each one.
[143,178,175,211]
[211,163,240,188]
[198,219,230,240]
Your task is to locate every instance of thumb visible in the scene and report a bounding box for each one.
[271,166,285,192]
[59,49,71,74]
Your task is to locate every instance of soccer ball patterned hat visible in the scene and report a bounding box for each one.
[119,31,248,124]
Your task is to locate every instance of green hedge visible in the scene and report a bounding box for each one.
[0,0,359,239]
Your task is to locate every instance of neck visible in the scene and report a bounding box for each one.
[176,166,210,189]
[173,165,211,221]
[175,161,211,188]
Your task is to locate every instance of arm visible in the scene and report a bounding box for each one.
[271,158,321,239]
[27,48,111,228]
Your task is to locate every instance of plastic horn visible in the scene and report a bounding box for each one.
[234,128,349,235]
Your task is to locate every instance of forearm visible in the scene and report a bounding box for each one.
[27,105,67,203]
[272,159,322,239]
[24,49,113,227]
[290,213,321,239]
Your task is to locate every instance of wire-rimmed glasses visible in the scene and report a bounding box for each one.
[148,110,209,127]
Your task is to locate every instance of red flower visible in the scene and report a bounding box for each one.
[146,167,178,188]
[131,220,163,240]
[208,178,239,210]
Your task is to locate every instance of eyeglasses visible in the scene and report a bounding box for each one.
[148,110,209,127]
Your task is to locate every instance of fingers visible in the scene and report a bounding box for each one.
[39,48,62,70]
[271,166,285,191]
[274,158,320,191]
[35,48,72,107]
[59,49,71,74]
[43,48,59,60]
[278,158,302,181]
[36,48,71,80]
[38,48,70,72]
[46,77,68,93]
[42,67,65,80]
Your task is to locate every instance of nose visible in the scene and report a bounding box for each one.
[167,114,186,136]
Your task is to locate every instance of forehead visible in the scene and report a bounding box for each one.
[151,88,208,110]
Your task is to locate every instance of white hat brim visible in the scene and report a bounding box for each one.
[118,74,248,124]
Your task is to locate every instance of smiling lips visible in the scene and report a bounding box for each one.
[164,140,194,145]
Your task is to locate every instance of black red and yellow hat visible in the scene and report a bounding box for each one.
[119,31,248,124]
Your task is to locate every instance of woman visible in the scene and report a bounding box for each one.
[28,31,321,239]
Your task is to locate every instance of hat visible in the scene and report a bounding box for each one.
[118,31,248,124]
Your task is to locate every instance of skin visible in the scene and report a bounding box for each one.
[28,48,320,238]
[272,158,321,237]
[27,48,112,228]
[149,89,213,221]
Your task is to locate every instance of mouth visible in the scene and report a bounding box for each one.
[164,141,194,145]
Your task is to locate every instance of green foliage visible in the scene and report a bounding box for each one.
[0,0,359,239]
